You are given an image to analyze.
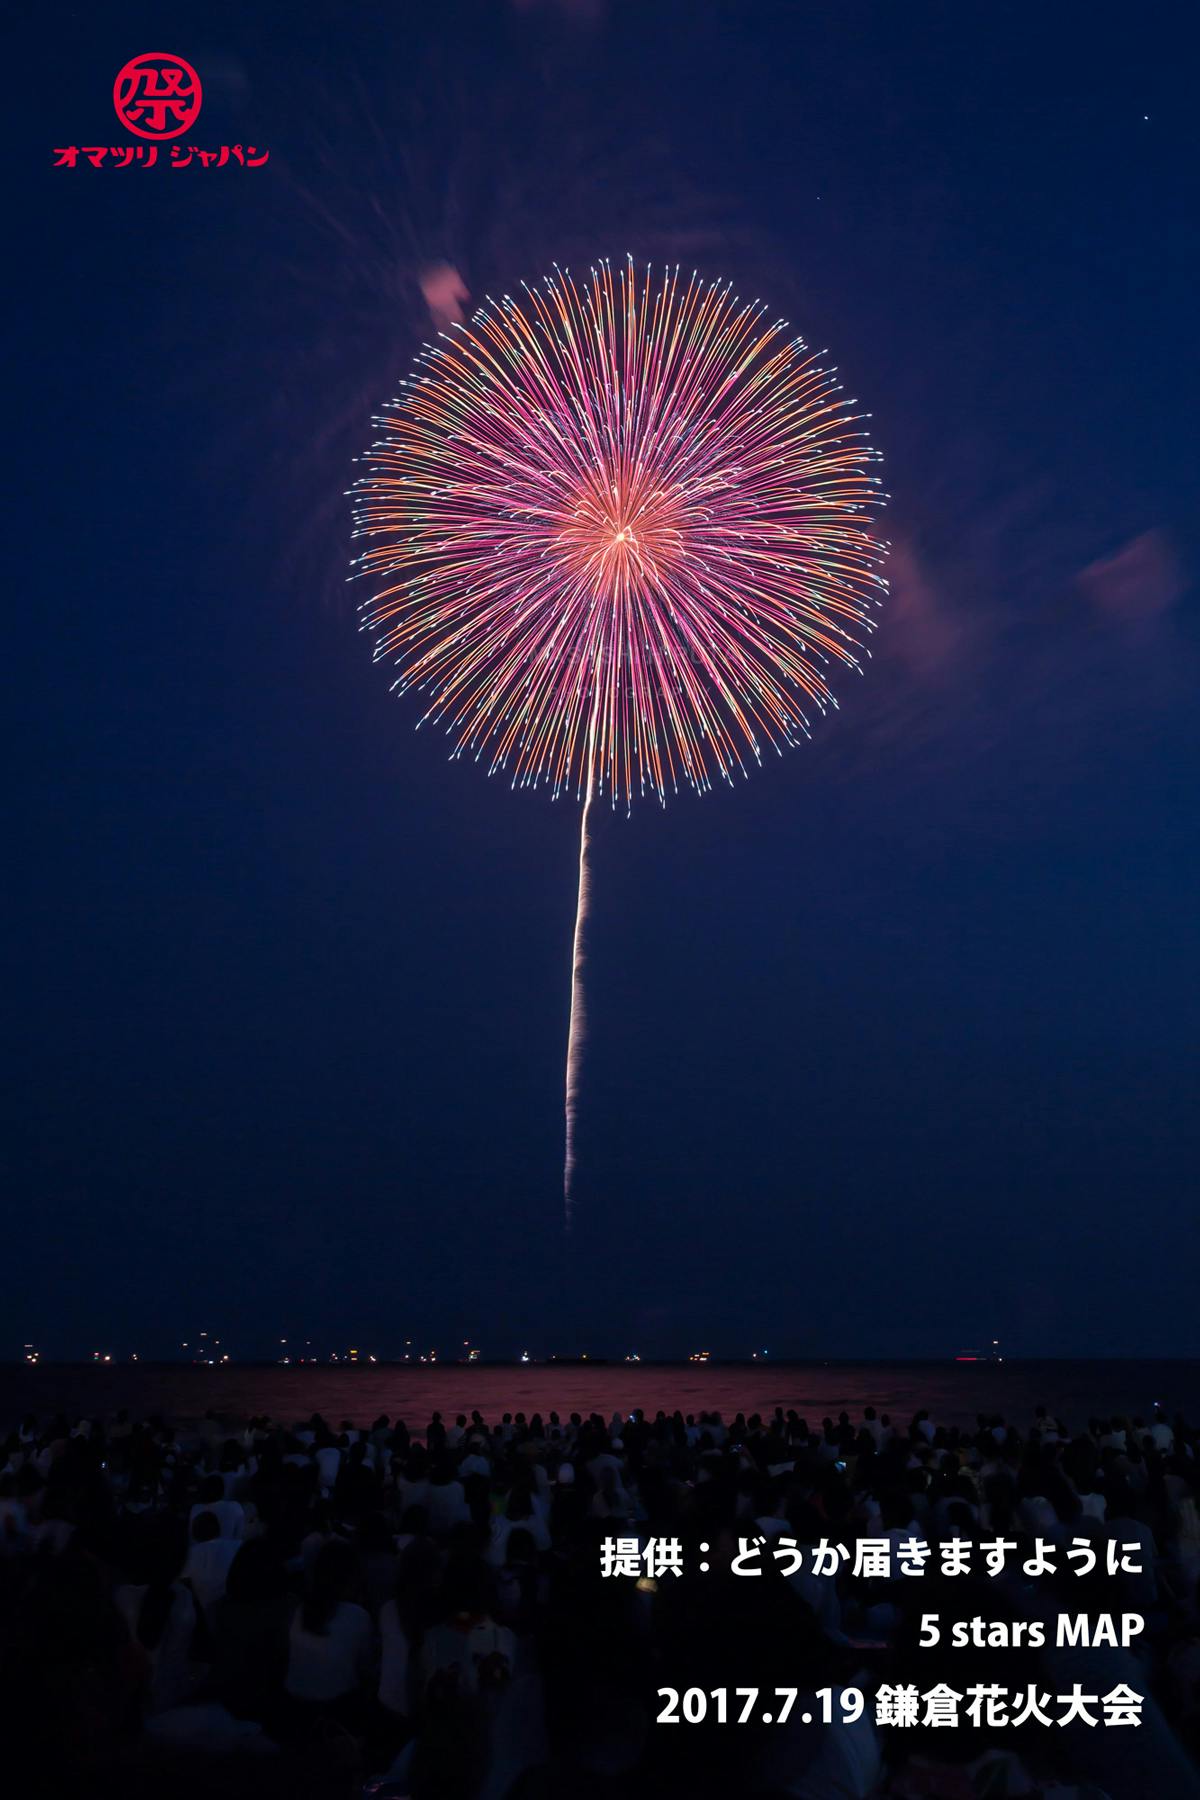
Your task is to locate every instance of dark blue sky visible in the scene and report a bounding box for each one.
[9,2,1198,1359]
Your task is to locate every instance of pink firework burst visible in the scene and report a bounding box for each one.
[351,258,889,1227]
[352,258,888,808]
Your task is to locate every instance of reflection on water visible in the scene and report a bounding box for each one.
[2,1360,1196,1432]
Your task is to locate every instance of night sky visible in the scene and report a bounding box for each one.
[10,2,1198,1361]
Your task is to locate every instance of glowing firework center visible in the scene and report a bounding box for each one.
[353,258,888,809]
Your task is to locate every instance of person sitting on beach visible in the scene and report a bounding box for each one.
[313,1430,342,1494]
[334,1439,381,1522]
[1151,1409,1177,1453]
[425,1457,469,1535]
[210,1536,292,1725]
[418,1556,514,1703]
[395,1445,432,1519]
[182,1506,241,1617]
[488,1482,551,1565]
[460,1435,491,1481]
[115,1516,201,1713]
[588,1460,634,1524]
[285,1538,374,1721]
[189,1472,244,1541]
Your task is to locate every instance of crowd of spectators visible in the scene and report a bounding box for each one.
[2,1396,1199,1797]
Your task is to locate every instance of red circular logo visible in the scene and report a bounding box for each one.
[113,53,202,140]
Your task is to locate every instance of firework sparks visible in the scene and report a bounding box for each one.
[562,760,595,1230]
[352,258,888,1221]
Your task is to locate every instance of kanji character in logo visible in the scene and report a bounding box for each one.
[599,1536,641,1579]
[643,1537,685,1580]
[1009,1685,1055,1727]
[1057,1685,1100,1727]
[964,1683,1008,1729]
[113,54,202,141]
[921,1683,962,1727]
[1100,1683,1143,1726]
[875,1684,920,1727]
[852,1537,891,1579]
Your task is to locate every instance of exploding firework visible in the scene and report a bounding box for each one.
[353,260,887,802]
[351,259,888,1223]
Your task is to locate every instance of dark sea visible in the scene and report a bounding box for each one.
[3,1360,1197,1436]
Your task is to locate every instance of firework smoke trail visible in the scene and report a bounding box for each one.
[351,258,888,1226]
[563,766,594,1230]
